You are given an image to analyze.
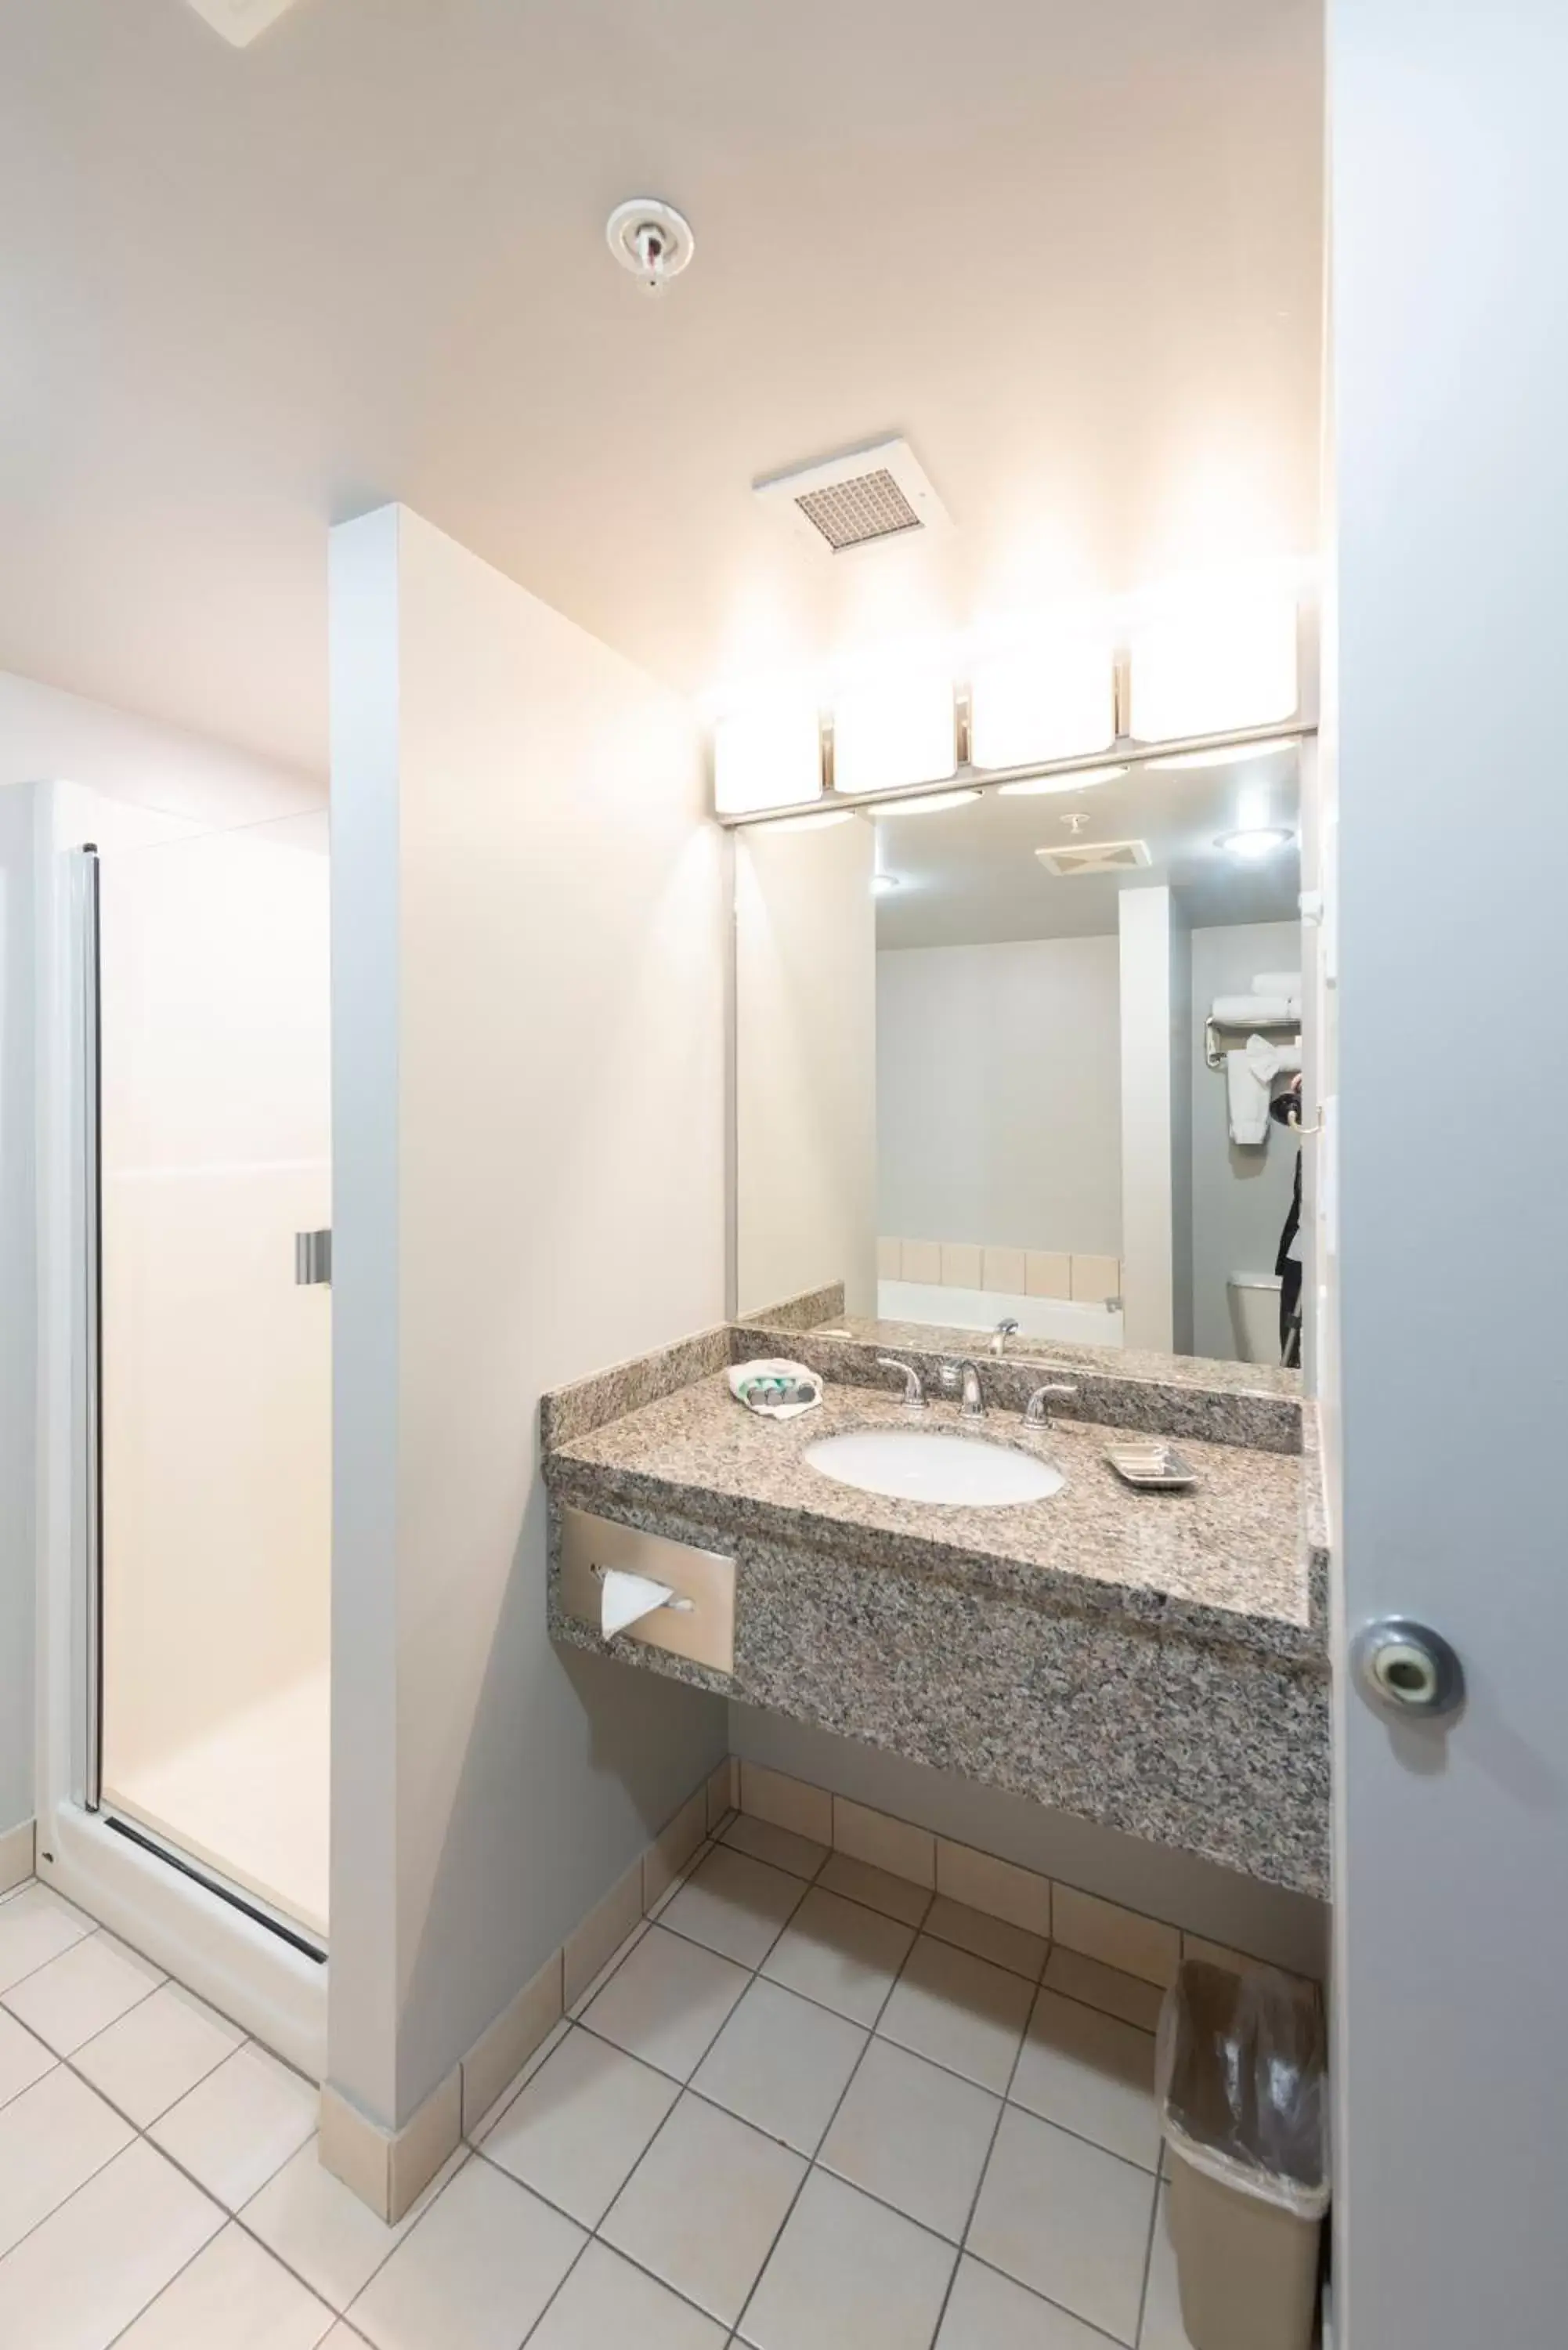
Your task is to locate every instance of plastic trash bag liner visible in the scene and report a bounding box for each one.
[1157,1961,1329,2221]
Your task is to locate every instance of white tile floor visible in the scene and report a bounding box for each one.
[0,1824,1200,2348]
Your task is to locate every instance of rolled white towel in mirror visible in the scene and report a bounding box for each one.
[1227,1049,1270,1144]
[1227,1033,1303,1145]
[1212,992,1298,1026]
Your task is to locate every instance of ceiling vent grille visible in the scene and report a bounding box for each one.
[1036,839,1153,877]
[754,437,950,557]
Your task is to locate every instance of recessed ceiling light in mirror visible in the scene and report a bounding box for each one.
[1217,826,1297,859]
[873,873,901,895]
[997,763,1128,797]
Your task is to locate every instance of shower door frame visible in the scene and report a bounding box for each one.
[32,809,328,2077]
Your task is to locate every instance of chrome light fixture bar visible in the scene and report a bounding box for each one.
[717,710,1314,829]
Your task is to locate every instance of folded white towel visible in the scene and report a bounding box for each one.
[1246,1031,1302,1084]
[1213,992,1298,1027]
[1227,1033,1303,1145]
[1252,971,1302,1000]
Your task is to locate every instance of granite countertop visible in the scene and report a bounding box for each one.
[546,1372,1321,1668]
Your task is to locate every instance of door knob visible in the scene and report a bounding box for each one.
[1351,1617,1465,1722]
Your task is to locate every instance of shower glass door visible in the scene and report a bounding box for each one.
[95,812,331,1940]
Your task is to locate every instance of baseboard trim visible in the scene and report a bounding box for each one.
[0,1819,35,1897]
[319,2063,464,2225]
[735,1758,1324,1987]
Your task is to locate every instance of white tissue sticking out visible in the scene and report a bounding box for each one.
[600,1567,676,1638]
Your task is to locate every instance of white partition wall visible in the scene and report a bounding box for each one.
[328,504,728,2144]
[99,816,332,1936]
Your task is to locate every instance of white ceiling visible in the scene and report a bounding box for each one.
[0,0,1322,778]
[873,743,1302,946]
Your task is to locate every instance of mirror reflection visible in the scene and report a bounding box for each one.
[734,742,1306,1376]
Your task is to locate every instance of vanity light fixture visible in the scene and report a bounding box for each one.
[966,634,1117,771]
[873,873,901,894]
[1217,825,1297,859]
[878,788,981,817]
[1129,582,1299,742]
[712,693,823,816]
[997,763,1127,797]
[830,669,957,796]
[1147,737,1301,774]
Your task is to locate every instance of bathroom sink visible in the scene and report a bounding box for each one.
[804,1426,1064,1506]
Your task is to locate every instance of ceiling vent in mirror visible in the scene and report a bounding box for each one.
[1035,839,1153,877]
[182,0,306,44]
[754,438,950,556]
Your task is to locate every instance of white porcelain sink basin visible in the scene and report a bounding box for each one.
[804,1426,1064,1506]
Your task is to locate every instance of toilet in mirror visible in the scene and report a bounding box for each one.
[728,650,1313,1385]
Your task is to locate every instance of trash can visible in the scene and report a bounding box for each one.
[1157,1960,1329,2350]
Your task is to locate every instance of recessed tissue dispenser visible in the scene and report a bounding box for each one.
[560,1505,736,1675]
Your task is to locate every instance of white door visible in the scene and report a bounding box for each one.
[1330,4,1568,2342]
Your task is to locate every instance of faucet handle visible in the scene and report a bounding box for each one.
[990,1317,1021,1358]
[877,1357,927,1411]
[1023,1380,1078,1430]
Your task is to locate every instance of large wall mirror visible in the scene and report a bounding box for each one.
[732,739,1308,1376]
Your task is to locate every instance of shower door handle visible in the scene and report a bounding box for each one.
[294,1229,332,1286]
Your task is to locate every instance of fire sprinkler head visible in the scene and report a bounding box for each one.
[605,198,696,296]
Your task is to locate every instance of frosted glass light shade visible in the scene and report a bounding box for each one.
[712,696,823,815]
[1129,588,1299,741]
[831,671,956,795]
[968,638,1116,770]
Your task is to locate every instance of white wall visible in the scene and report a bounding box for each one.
[735,820,877,1318]
[0,786,37,1835]
[0,668,321,823]
[1189,920,1302,1360]
[329,505,729,2131]
[1330,5,1568,2342]
[876,936,1121,1257]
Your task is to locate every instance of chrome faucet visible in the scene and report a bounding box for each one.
[956,1360,987,1420]
[1023,1379,1079,1430]
[989,1318,1020,1358]
[877,1357,927,1411]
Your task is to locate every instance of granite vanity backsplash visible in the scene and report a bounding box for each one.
[734,1314,1303,1456]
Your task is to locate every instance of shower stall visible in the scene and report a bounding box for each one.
[32,786,331,2070]
[92,815,331,1938]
